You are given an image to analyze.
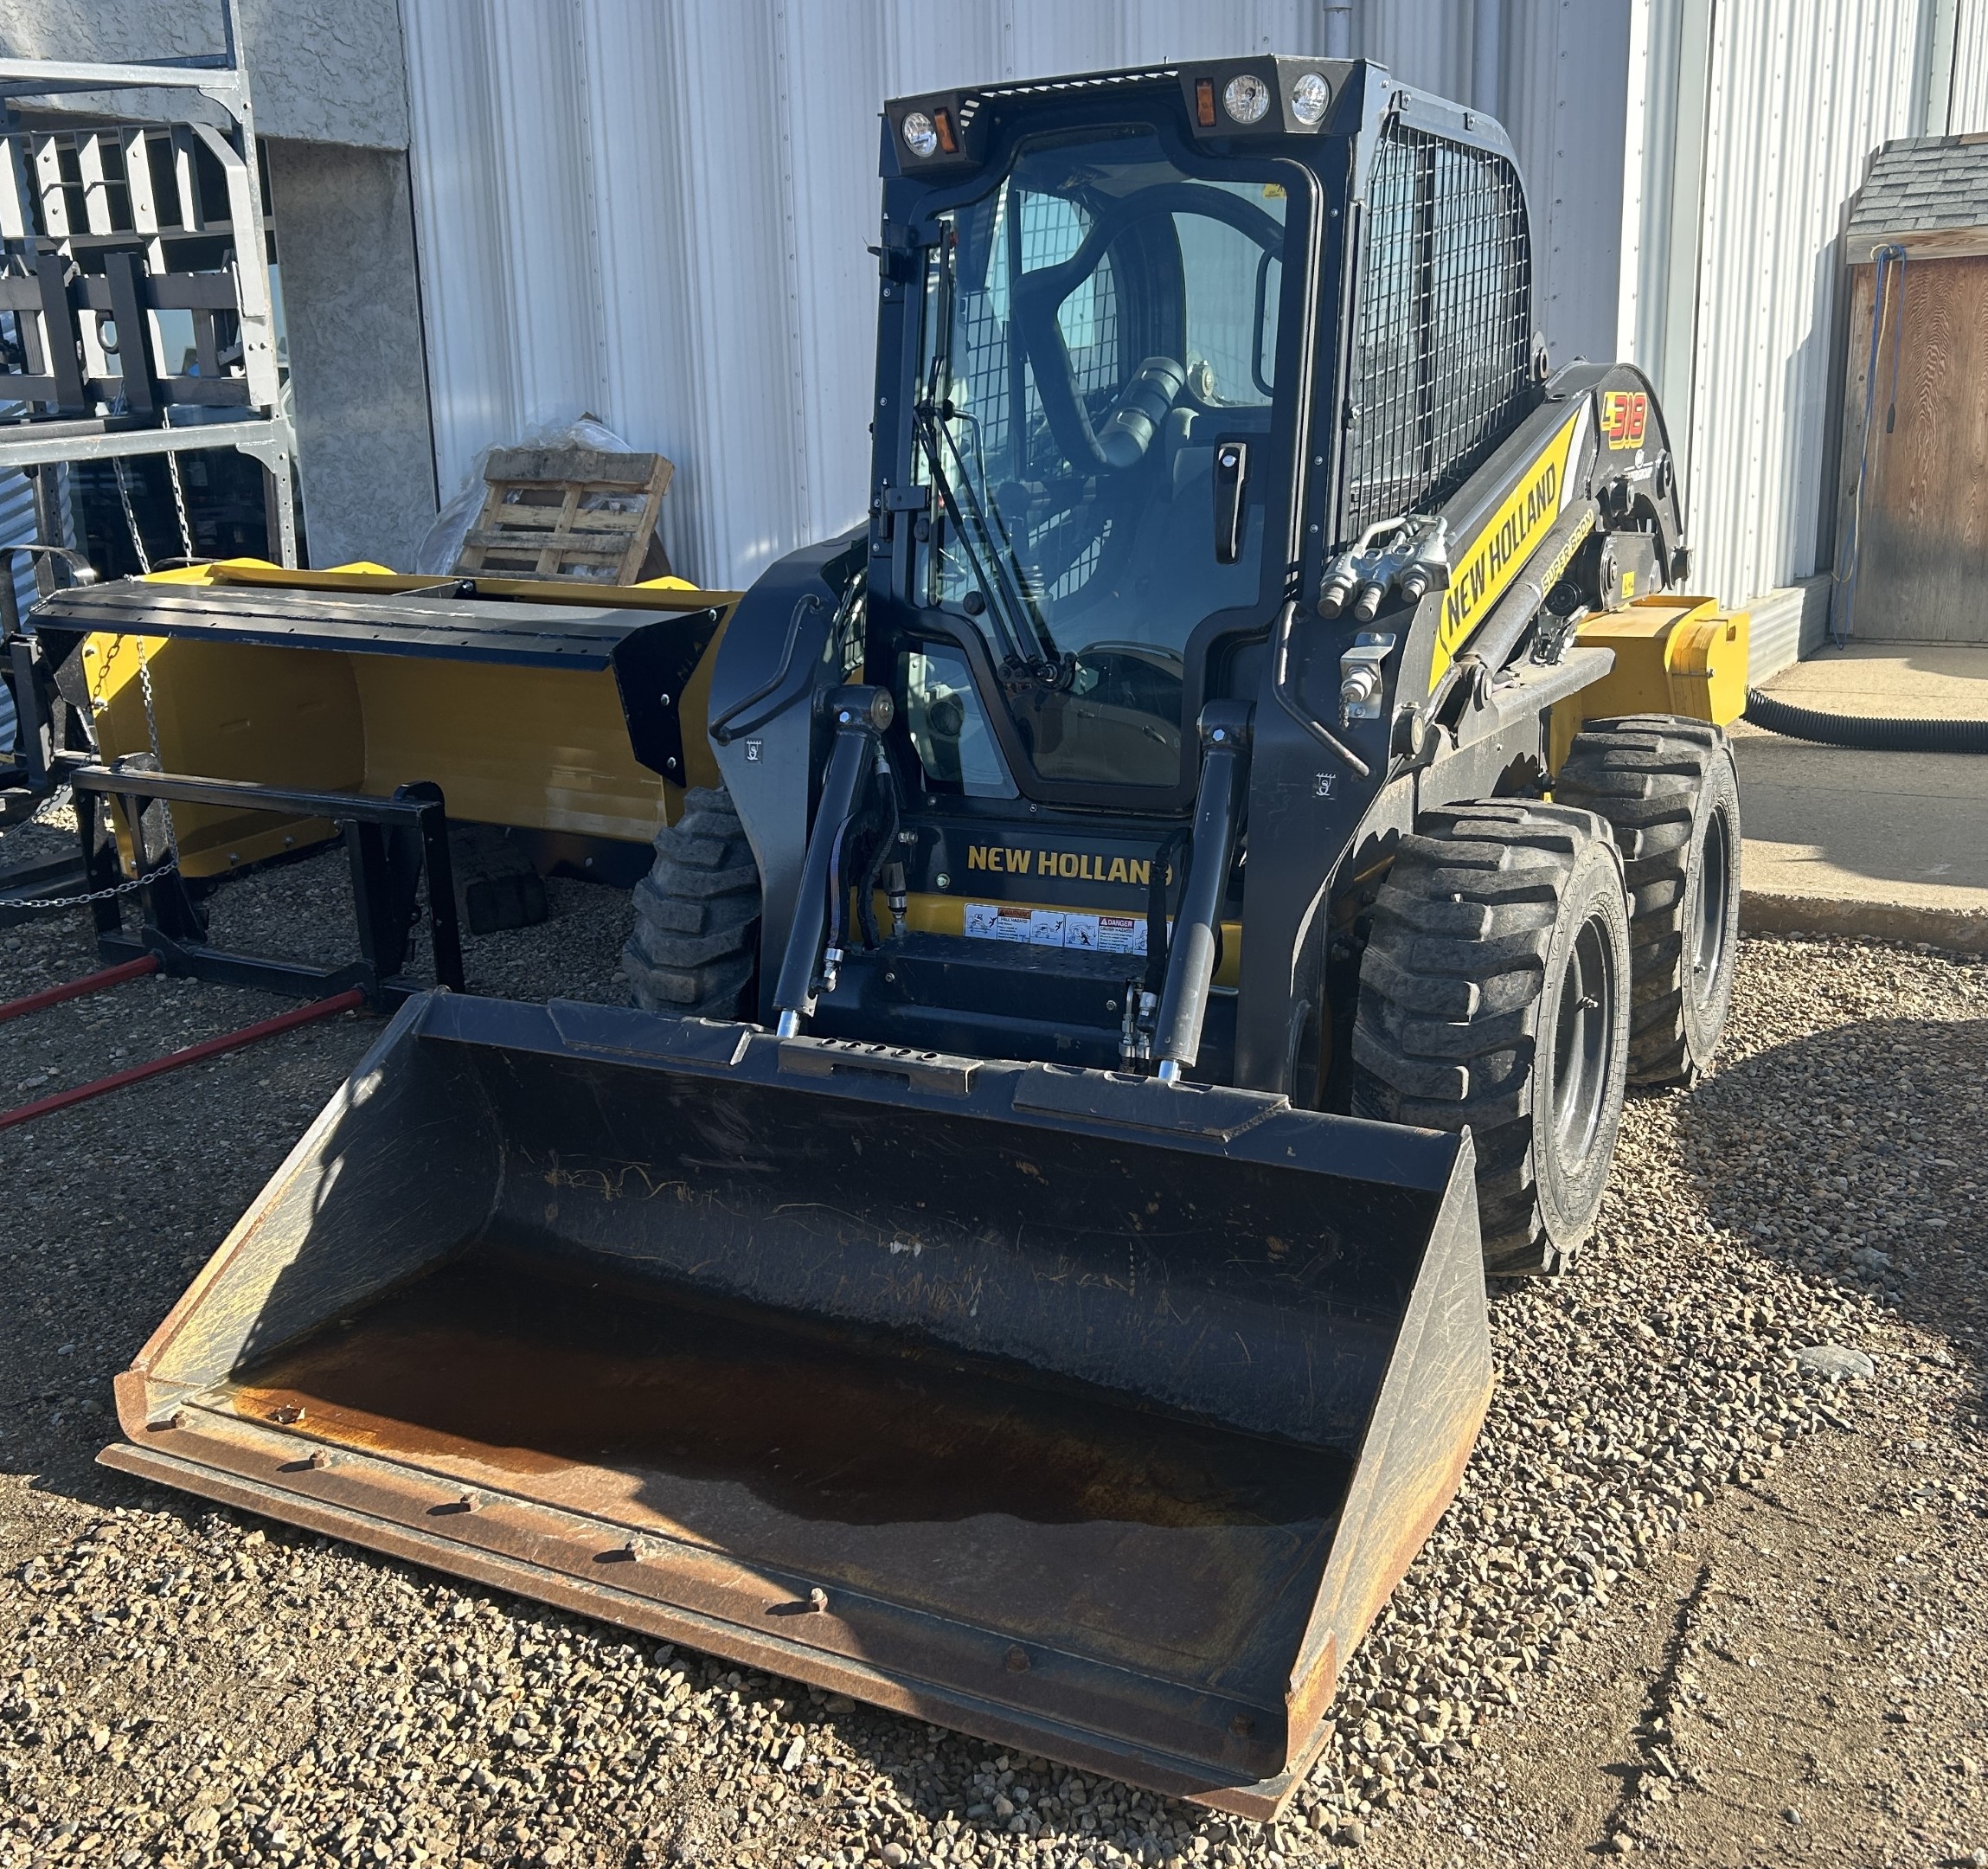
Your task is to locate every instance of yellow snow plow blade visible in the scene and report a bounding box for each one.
[53,560,737,880]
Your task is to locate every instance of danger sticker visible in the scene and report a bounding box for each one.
[964,903,1147,955]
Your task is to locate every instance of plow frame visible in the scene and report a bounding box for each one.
[73,762,465,1008]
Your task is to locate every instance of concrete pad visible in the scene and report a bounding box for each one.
[1754,640,1988,716]
[1731,641,1988,950]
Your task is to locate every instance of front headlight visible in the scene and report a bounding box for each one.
[1290,71,1331,126]
[901,112,939,158]
[1222,74,1271,125]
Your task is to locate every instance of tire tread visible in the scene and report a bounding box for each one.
[1353,800,1623,1275]
[623,786,763,1016]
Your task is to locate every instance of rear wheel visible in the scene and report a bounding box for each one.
[1352,801,1632,1275]
[1555,716,1741,1085]
[623,785,762,1018]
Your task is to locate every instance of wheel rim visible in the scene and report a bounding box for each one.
[1552,911,1617,1168]
[1690,804,1733,1012]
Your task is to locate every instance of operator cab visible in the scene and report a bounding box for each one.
[904,129,1296,794]
[875,73,1328,812]
[822,62,1344,1072]
[798,58,1536,1082]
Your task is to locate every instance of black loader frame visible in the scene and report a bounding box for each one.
[73,763,464,1008]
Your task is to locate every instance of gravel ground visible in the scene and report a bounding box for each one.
[1,814,1985,1869]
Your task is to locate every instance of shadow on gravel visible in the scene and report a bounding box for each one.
[1675,1010,1986,1380]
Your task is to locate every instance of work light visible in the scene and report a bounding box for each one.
[1223,73,1271,125]
[1290,71,1331,125]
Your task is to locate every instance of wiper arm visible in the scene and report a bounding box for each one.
[911,401,1061,673]
[914,213,1061,681]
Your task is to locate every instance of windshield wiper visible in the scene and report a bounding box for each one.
[912,397,1064,681]
[914,220,1064,686]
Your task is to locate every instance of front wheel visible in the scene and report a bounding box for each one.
[1352,800,1632,1275]
[1555,716,1741,1086]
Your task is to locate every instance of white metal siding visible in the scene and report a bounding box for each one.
[1347,0,1638,367]
[403,0,1641,588]
[1499,0,1637,369]
[1950,0,1988,128]
[402,0,1331,590]
[400,0,1945,613]
[1351,0,1472,102]
[1683,0,1934,606]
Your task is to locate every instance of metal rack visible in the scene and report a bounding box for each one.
[0,0,296,568]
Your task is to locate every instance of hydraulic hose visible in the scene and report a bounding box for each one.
[1742,687,1988,754]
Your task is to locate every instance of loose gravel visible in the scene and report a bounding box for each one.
[1,812,1984,1868]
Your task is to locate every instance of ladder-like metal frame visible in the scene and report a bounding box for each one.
[0,0,297,567]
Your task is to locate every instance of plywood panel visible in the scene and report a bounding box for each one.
[1833,254,1988,643]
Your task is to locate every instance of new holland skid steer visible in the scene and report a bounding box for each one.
[101,58,1748,1813]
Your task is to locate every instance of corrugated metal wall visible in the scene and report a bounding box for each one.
[1948,0,1988,128]
[1350,0,1472,100]
[0,470,37,757]
[1351,0,1637,368]
[401,0,1966,611]
[403,0,1337,591]
[1681,0,1940,607]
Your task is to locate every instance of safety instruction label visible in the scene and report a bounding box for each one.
[964,902,1148,955]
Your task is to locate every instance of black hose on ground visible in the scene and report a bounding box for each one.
[1743,687,1988,754]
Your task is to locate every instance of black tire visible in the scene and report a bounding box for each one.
[623,786,762,1018]
[1352,800,1632,1276]
[1555,716,1741,1087]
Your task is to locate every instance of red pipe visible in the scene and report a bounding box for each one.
[0,954,161,1024]
[0,987,365,1134]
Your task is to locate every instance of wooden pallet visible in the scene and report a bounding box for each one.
[454,445,672,584]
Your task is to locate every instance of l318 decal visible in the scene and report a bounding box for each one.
[1600,389,1648,449]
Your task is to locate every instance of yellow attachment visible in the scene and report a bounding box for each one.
[1548,596,1749,774]
[144,557,732,609]
[85,560,728,879]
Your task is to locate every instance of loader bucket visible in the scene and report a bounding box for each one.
[102,994,1491,1815]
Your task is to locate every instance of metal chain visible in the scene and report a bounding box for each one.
[3,868,165,914]
[165,451,196,563]
[111,456,151,575]
[133,639,182,869]
[106,456,184,867]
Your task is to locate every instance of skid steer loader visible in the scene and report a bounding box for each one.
[101,57,1749,1813]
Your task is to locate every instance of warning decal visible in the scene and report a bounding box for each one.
[964,902,1148,955]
